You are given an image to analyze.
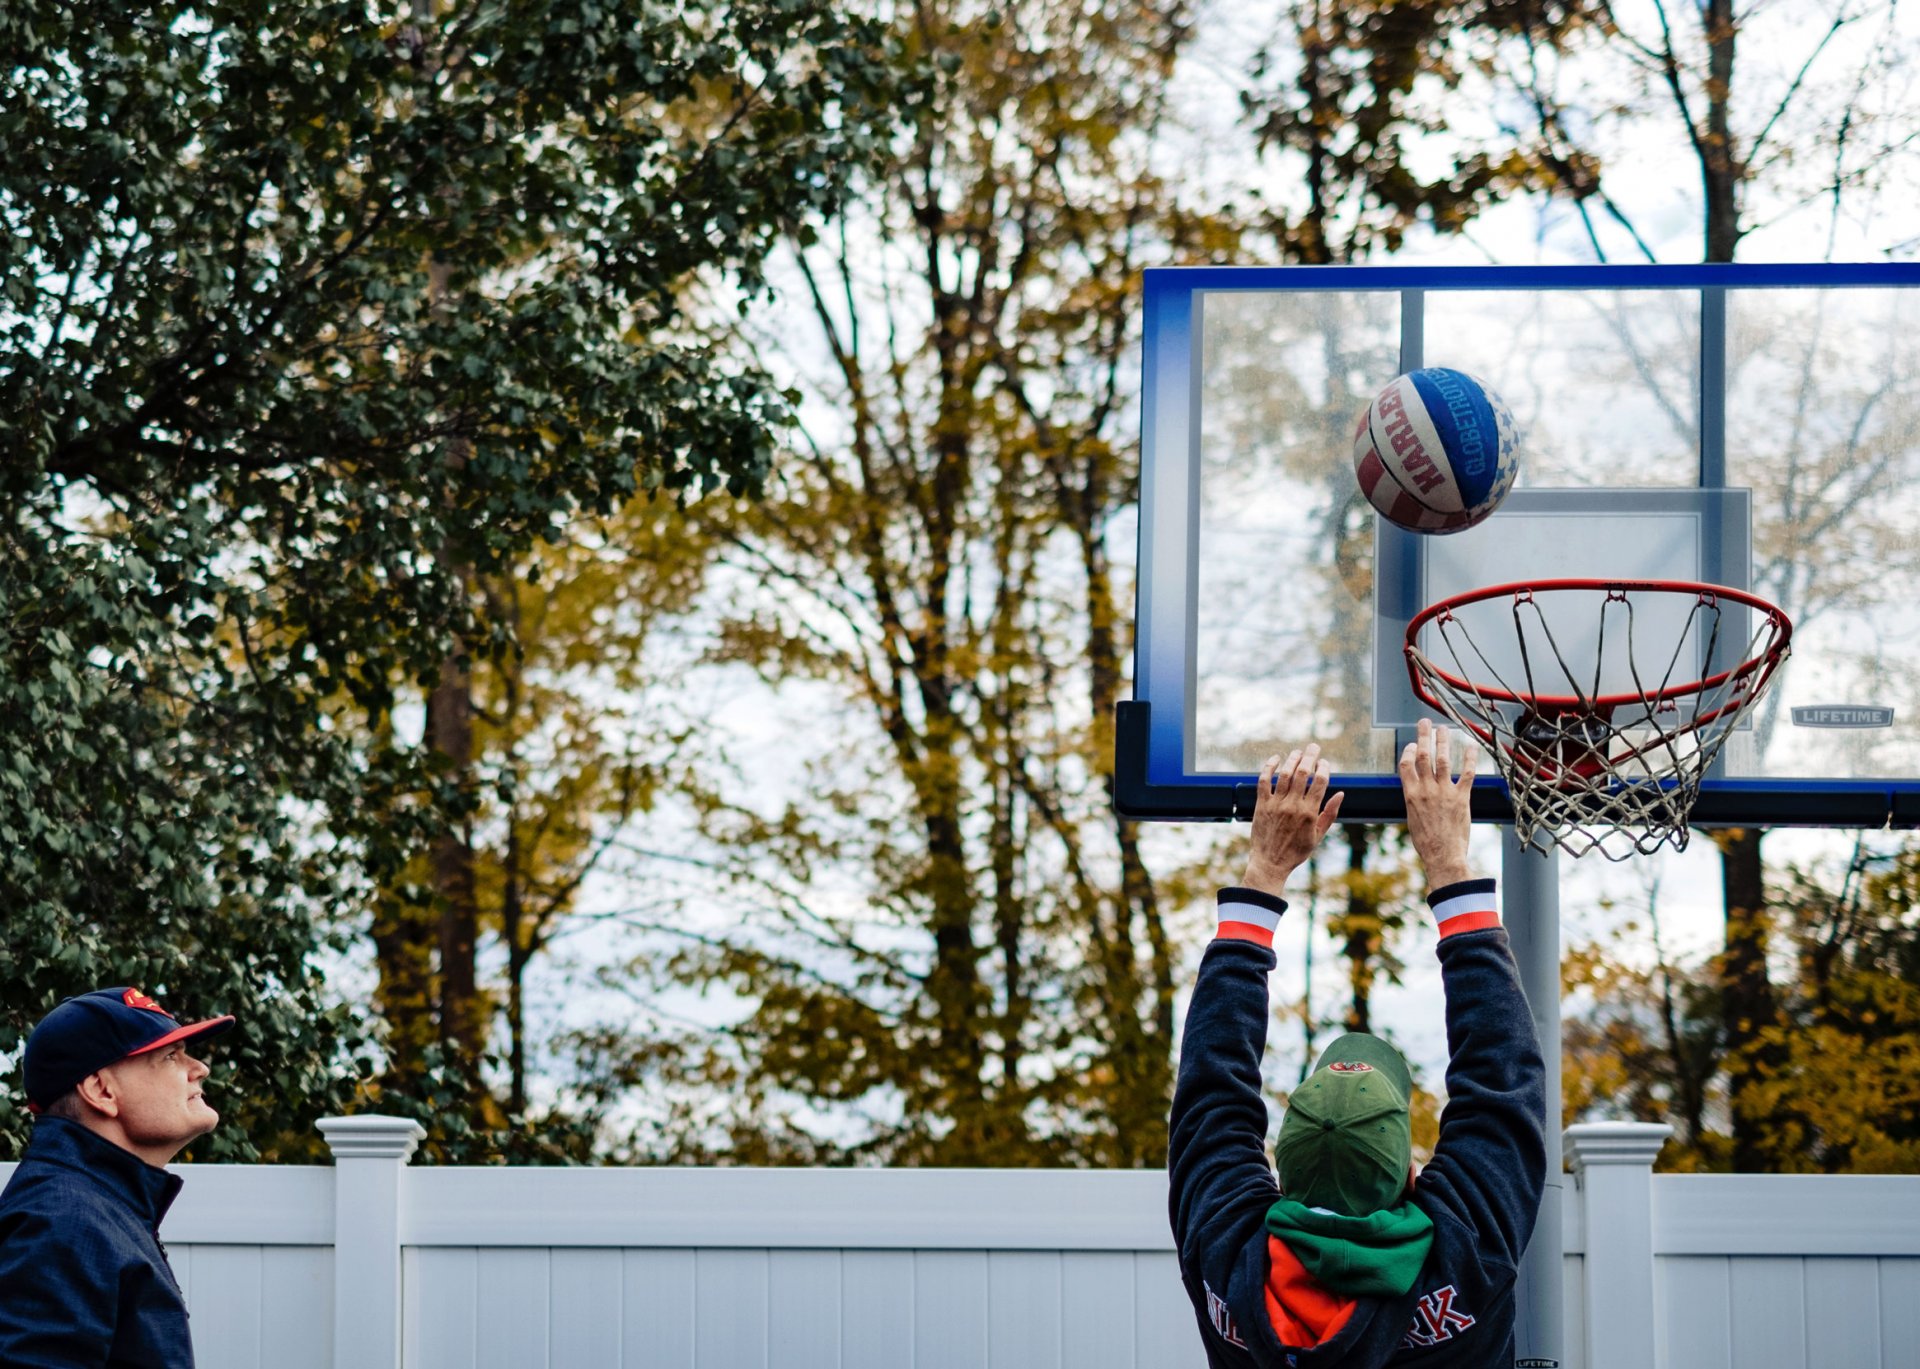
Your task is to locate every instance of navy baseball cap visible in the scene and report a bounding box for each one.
[22,987,236,1111]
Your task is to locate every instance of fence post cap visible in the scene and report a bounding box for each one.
[317,1114,427,1161]
[1562,1120,1672,1172]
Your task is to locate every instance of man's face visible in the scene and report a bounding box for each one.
[100,1042,219,1151]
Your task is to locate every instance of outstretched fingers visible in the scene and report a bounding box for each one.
[1399,718,1437,783]
[1315,783,1346,838]
[1399,717,1479,789]
[1305,755,1330,804]
[1242,741,1347,895]
[1454,735,1480,790]
[1400,718,1476,886]
[1256,742,1342,815]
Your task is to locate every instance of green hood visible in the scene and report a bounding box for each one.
[1265,1194,1436,1297]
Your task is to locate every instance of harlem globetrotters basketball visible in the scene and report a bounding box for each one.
[1353,367,1520,534]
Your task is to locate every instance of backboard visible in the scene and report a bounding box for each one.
[1116,263,1920,826]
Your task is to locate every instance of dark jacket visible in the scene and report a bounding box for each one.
[1169,880,1547,1368]
[0,1114,195,1368]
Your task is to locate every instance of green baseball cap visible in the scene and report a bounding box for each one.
[1274,1033,1414,1216]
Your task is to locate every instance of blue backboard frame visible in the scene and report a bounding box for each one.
[1117,262,1920,827]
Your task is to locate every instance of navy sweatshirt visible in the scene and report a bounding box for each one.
[1168,879,1547,1368]
[0,1115,195,1368]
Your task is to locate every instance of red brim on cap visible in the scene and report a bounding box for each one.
[125,1015,237,1057]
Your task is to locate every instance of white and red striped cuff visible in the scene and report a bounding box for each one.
[1428,878,1500,939]
[1215,888,1287,947]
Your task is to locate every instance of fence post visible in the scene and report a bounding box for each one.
[318,1115,425,1369]
[1563,1121,1671,1369]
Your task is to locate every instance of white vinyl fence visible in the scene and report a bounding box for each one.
[3,1118,1917,1369]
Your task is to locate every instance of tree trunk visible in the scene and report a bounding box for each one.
[1294,1,1336,266]
[367,701,437,1086]
[414,68,487,1071]
[1340,825,1377,1034]
[1697,0,1773,1171]
[920,316,988,1158]
[428,651,485,1067]
[371,892,438,1087]
[503,820,527,1115]
[1717,828,1779,1170]
[506,957,527,1116]
[1701,0,1742,264]
[1655,958,1707,1149]
[989,751,1023,1086]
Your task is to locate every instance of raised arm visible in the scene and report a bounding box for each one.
[1400,720,1548,1268]
[1168,748,1343,1295]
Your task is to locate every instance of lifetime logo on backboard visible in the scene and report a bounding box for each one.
[1791,706,1895,728]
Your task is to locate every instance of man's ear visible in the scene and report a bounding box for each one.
[74,1070,120,1119]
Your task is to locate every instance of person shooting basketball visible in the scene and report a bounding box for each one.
[1168,719,1547,1368]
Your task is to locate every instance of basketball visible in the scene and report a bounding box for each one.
[1352,367,1519,534]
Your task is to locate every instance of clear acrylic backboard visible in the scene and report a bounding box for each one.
[1116,263,1920,826]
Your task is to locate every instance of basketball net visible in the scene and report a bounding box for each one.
[1406,581,1792,861]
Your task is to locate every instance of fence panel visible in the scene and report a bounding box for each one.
[1647,1172,1920,1369]
[1060,1250,1139,1368]
[1804,1258,1884,1369]
[476,1248,552,1369]
[9,1136,1920,1369]
[695,1247,770,1368]
[988,1251,1063,1369]
[1134,1251,1204,1368]
[1659,1255,1733,1369]
[768,1249,840,1369]
[549,1248,625,1367]
[405,1247,478,1369]
[1729,1257,1811,1369]
[1880,1258,1920,1361]
[914,1250,990,1367]
[843,1248,915,1369]
[624,1249,698,1369]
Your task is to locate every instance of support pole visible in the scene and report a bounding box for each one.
[319,1114,425,1369]
[1503,828,1563,1368]
[1565,1122,1672,1369]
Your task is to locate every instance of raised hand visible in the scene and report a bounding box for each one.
[1399,718,1478,888]
[1242,744,1346,897]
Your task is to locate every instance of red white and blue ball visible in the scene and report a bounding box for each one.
[1353,368,1519,534]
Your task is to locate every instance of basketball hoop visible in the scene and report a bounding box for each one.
[1406,579,1793,860]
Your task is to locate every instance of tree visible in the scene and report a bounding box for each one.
[1561,864,1728,1165]
[570,0,1617,1166]
[0,533,362,1162]
[1502,0,1920,1167]
[636,0,1225,1167]
[1564,837,1920,1172]
[1242,0,1602,265]
[450,503,716,1118]
[0,0,905,1157]
[1589,2,1912,1167]
[1746,842,1920,1171]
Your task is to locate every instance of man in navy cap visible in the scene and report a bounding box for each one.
[0,986,235,1367]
